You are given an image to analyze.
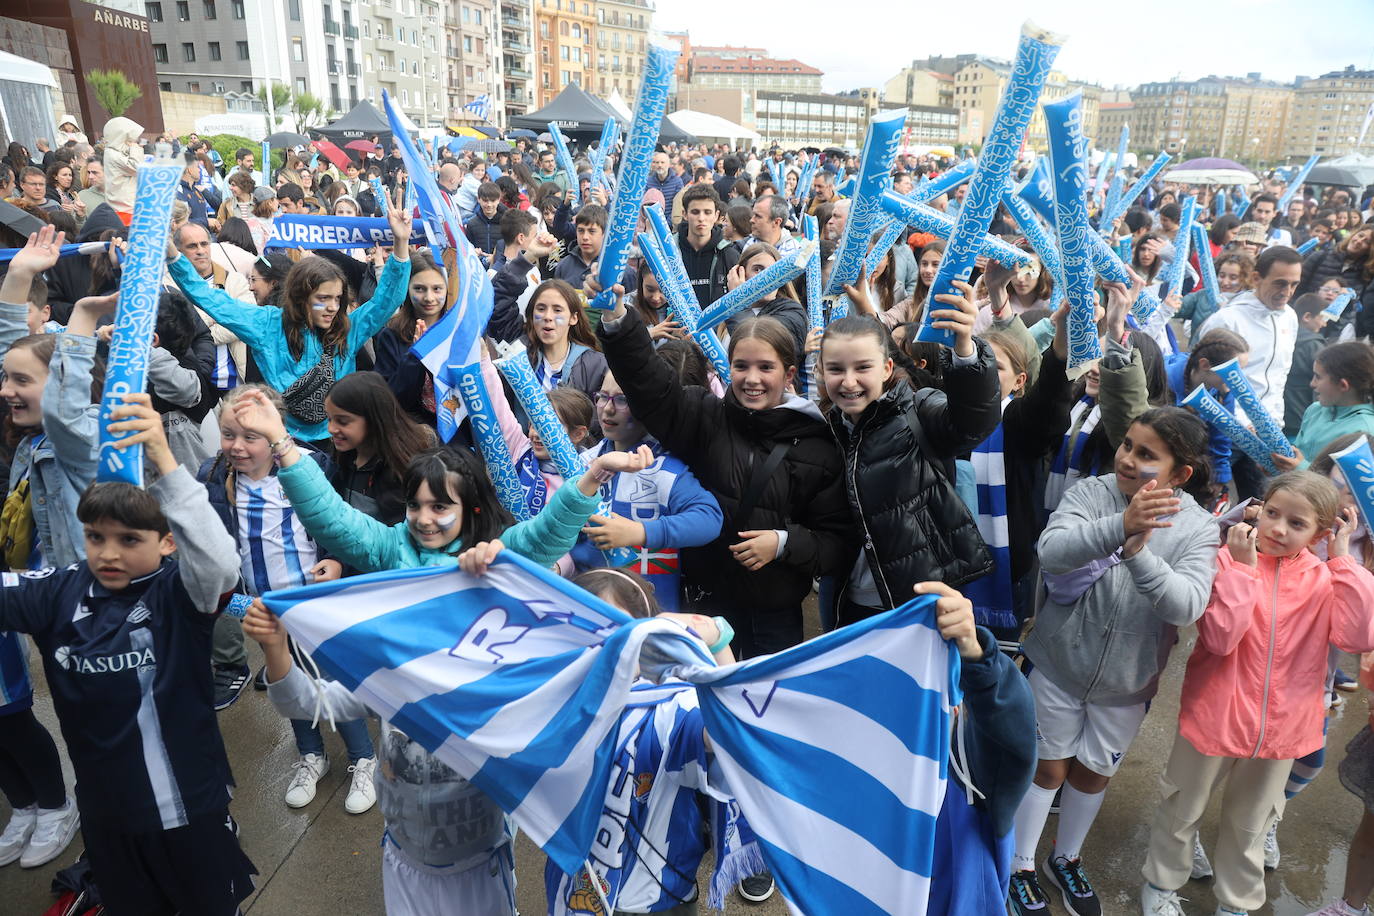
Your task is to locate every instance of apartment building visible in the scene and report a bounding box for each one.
[592,0,650,105]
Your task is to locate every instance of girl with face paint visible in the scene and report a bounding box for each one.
[168,184,415,444]
[372,251,456,432]
[522,279,607,406]
[232,387,655,914]
[571,369,724,611]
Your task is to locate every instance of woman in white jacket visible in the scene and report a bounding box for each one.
[100,116,145,224]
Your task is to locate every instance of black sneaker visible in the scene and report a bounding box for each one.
[253,664,269,691]
[1042,854,1101,916]
[213,664,251,711]
[738,872,775,903]
[1008,869,1049,915]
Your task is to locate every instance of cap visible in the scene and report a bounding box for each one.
[1233,222,1268,245]
[251,186,277,204]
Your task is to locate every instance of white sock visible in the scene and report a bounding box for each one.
[1053,783,1106,862]
[1011,782,1058,871]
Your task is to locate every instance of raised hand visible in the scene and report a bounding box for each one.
[930,278,978,358]
[1331,506,1358,559]
[1226,520,1258,567]
[106,392,177,476]
[231,388,290,443]
[458,539,505,576]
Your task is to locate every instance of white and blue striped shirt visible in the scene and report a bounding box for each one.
[235,475,319,596]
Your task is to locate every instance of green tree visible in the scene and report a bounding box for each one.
[290,92,334,131]
[88,69,142,118]
[255,82,292,130]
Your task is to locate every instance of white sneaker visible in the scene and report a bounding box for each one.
[1191,832,1213,879]
[1263,819,1280,870]
[284,753,330,808]
[20,799,79,868]
[1141,882,1187,916]
[0,805,37,866]
[344,757,378,814]
[1305,899,1369,916]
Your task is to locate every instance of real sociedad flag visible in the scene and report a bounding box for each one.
[381,89,494,440]
[261,552,712,880]
[263,552,960,916]
[465,93,493,122]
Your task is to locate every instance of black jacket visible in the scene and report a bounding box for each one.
[598,306,853,610]
[677,223,738,308]
[827,341,1001,609]
[464,206,506,258]
[999,345,1073,586]
[1297,245,1361,298]
[43,202,125,322]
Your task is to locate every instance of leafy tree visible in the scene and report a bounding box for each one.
[290,92,334,130]
[255,82,292,130]
[88,70,142,118]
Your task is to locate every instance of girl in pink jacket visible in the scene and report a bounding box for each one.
[1141,470,1374,916]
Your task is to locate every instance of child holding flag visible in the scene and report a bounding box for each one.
[230,384,655,916]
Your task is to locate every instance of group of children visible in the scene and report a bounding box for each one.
[0,136,1372,916]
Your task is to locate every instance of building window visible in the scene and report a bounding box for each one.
[464,35,472,52]
[209,40,221,60]
[145,2,163,21]
[176,0,189,20]
[292,37,303,61]
[289,0,300,18]
[232,0,244,17]
[159,81,171,91]
[153,43,169,63]
[401,88,409,104]
[237,40,249,60]
[203,0,216,18]
[295,77,307,93]
[462,6,469,21]
[182,42,195,61]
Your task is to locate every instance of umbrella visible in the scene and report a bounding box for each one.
[1165,167,1258,186]
[344,139,380,153]
[507,129,538,139]
[1307,164,1373,189]
[1172,157,1250,172]
[537,132,553,143]
[450,138,513,154]
[267,131,311,149]
[310,139,351,170]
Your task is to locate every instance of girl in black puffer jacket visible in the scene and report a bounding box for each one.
[596,290,852,658]
[817,281,1002,628]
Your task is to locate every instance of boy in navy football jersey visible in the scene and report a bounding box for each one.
[0,392,254,915]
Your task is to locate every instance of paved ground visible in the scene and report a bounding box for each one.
[2,604,1370,915]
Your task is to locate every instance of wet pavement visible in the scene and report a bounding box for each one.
[2,610,1370,915]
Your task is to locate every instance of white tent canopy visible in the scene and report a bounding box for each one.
[605,89,633,122]
[0,50,57,89]
[666,109,759,145]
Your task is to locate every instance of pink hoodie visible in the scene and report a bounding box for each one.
[1180,545,1374,760]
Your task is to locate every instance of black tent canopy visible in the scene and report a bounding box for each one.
[313,101,393,147]
[510,84,696,144]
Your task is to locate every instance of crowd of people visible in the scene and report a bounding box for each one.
[0,109,1372,916]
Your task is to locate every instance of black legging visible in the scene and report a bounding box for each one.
[0,708,66,810]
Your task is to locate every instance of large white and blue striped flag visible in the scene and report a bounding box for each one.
[262,554,961,915]
[381,89,495,440]
[261,551,711,878]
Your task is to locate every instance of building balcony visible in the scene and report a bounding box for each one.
[324,20,340,35]
[344,25,359,39]
[348,63,361,77]
[328,60,341,75]
[503,40,530,55]
[507,64,532,79]
[501,12,525,26]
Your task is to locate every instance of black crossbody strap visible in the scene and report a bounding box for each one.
[736,441,791,528]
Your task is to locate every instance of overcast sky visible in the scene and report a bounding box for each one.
[654,0,1374,95]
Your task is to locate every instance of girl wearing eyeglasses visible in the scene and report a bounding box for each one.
[571,367,723,611]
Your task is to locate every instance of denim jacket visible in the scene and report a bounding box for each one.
[0,304,100,568]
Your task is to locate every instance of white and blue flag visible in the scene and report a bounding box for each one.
[381,89,494,441]
[262,553,960,915]
[464,93,493,122]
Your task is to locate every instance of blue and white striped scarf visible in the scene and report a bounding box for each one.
[964,399,1013,628]
[1044,396,1100,515]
